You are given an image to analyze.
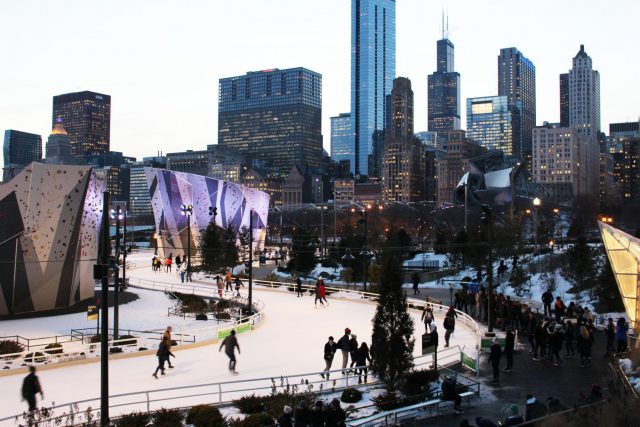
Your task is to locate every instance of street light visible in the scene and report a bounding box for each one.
[481,204,495,333]
[532,197,541,254]
[341,248,355,290]
[109,206,124,340]
[180,204,193,282]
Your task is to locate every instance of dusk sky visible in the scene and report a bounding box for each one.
[1,0,638,164]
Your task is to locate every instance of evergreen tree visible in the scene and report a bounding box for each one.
[286,227,317,276]
[594,257,624,313]
[370,246,415,390]
[200,218,223,274]
[509,264,531,297]
[222,222,239,268]
[238,226,250,262]
[561,236,596,293]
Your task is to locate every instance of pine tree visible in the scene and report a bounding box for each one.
[222,222,239,268]
[370,248,415,390]
[238,226,250,262]
[200,218,223,274]
[594,257,624,313]
[286,227,316,276]
[561,236,596,293]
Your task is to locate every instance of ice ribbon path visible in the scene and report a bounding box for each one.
[0,260,479,420]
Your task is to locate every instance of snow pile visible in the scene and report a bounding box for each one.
[619,358,634,375]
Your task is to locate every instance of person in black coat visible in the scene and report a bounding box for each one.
[294,401,312,427]
[525,395,547,421]
[22,366,43,412]
[337,328,351,373]
[324,399,346,427]
[278,405,294,427]
[504,327,515,372]
[348,334,359,371]
[354,342,372,383]
[296,276,304,297]
[219,329,241,372]
[321,336,337,379]
[310,401,325,427]
[541,290,553,317]
[488,338,502,383]
[153,336,175,378]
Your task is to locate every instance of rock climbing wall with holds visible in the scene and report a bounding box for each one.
[0,163,103,316]
[145,167,270,260]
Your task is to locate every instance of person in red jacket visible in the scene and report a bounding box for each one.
[319,279,328,305]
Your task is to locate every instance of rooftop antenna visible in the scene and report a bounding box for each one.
[441,9,445,39]
[446,13,449,39]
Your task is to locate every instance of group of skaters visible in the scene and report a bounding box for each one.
[277,398,346,427]
[292,276,330,307]
[321,328,371,383]
[151,253,192,282]
[421,304,459,348]
[213,271,244,298]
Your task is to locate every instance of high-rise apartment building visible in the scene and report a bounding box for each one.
[351,0,396,176]
[381,78,424,203]
[218,68,322,174]
[559,73,569,127]
[129,156,166,218]
[428,37,461,134]
[3,130,42,180]
[566,45,600,139]
[52,91,111,159]
[498,47,536,157]
[531,123,599,202]
[436,130,487,204]
[330,113,354,170]
[466,96,522,156]
[609,122,640,210]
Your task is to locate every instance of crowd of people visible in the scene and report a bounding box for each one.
[151,253,192,283]
[321,328,371,383]
[277,398,347,427]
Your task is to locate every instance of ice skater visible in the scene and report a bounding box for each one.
[163,326,175,368]
[337,328,352,373]
[220,329,241,373]
[321,336,337,379]
[234,276,244,297]
[153,335,175,378]
[296,276,304,297]
[21,366,43,414]
[225,270,233,293]
[314,280,324,307]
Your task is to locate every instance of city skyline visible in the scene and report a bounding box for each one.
[1,0,638,167]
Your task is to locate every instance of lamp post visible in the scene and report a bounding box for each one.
[109,206,123,340]
[481,204,495,333]
[533,197,541,255]
[99,192,110,427]
[180,204,193,282]
[341,248,355,290]
[248,209,254,314]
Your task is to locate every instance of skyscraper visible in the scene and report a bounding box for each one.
[559,73,569,127]
[427,33,460,134]
[218,67,323,173]
[45,119,74,165]
[52,91,111,159]
[466,96,522,156]
[566,45,600,139]
[330,113,354,170]
[351,0,396,176]
[3,130,42,180]
[498,47,536,157]
[381,77,424,202]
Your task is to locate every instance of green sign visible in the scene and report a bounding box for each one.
[461,352,477,372]
[217,322,252,340]
[481,337,505,349]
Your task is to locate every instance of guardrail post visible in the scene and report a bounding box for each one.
[146,391,151,412]
[218,384,223,403]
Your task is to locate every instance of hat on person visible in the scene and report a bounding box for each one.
[351,334,357,340]
[345,327,351,334]
[284,405,292,414]
[510,404,519,414]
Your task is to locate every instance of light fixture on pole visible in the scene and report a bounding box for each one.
[109,205,124,341]
[180,204,193,282]
[532,197,541,255]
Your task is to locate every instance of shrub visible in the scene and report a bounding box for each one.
[90,334,101,343]
[233,394,265,414]
[0,340,24,356]
[372,391,405,411]
[233,391,314,418]
[401,369,438,403]
[340,388,362,403]
[186,404,224,427]
[230,413,274,427]
[24,352,45,363]
[217,299,231,309]
[151,408,184,427]
[44,343,63,355]
[117,411,150,426]
[110,347,123,354]
[196,313,208,321]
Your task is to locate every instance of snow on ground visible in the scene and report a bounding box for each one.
[0,263,480,421]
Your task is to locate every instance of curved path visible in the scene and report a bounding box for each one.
[0,264,479,421]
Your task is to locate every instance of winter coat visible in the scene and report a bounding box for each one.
[616,322,628,342]
[555,300,565,317]
[354,345,372,366]
[295,278,303,291]
[156,340,174,360]
[551,331,564,351]
[502,415,525,426]
[505,331,515,354]
[324,406,346,427]
[525,399,548,421]
[337,334,351,351]
[443,315,456,332]
[348,337,358,355]
[319,284,326,298]
[278,413,293,427]
[294,407,312,427]
[542,291,553,304]
[475,417,499,427]
[605,323,615,339]
[441,377,458,401]
[565,323,575,341]
[310,406,325,427]
[220,335,240,355]
[324,341,337,361]
[488,342,502,365]
[21,373,42,398]
[577,331,592,356]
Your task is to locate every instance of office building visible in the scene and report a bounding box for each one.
[531,123,599,202]
[436,130,487,204]
[498,47,536,157]
[52,90,111,159]
[610,122,640,210]
[381,78,425,203]
[559,73,569,127]
[351,0,396,176]
[330,113,354,171]
[427,36,461,134]
[466,96,522,156]
[129,156,166,218]
[218,67,323,173]
[45,119,75,165]
[3,130,42,181]
[566,45,601,139]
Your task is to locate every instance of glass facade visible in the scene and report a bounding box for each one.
[3,130,42,169]
[330,113,354,170]
[428,38,460,134]
[52,91,111,159]
[351,0,396,176]
[466,96,522,156]
[498,47,536,158]
[218,68,322,173]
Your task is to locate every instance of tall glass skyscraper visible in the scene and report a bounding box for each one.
[52,91,111,159]
[498,47,536,158]
[330,113,354,168]
[351,0,396,176]
[466,96,522,156]
[218,67,322,174]
[3,130,42,168]
[428,37,460,134]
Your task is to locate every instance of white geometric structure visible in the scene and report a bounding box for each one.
[599,221,640,328]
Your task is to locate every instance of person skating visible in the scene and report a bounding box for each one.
[319,278,328,305]
[325,398,346,427]
[421,304,434,333]
[443,306,457,347]
[225,270,233,293]
[488,337,502,384]
[234,276,244,297]
[165,254,173,272]
[354,342,372,384]
[504,327,515,372]
[163,326,175,368]
[217,278,224,299]
[314,280,324,307]
[605,318,616,355]
[321,336,337,379]
[348,334,358,371]
[412,272,420,295]
[337,328,351,373]
[21,366,43,413]
[179,262,186,283]
[541,289,553,317]
[175,254,182,270]
[153,335,175,378]
[527,312,537,356]
[277,405,293,427]
[616,317,629,353]
[219,329,241,373]
[296,276,304,297]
